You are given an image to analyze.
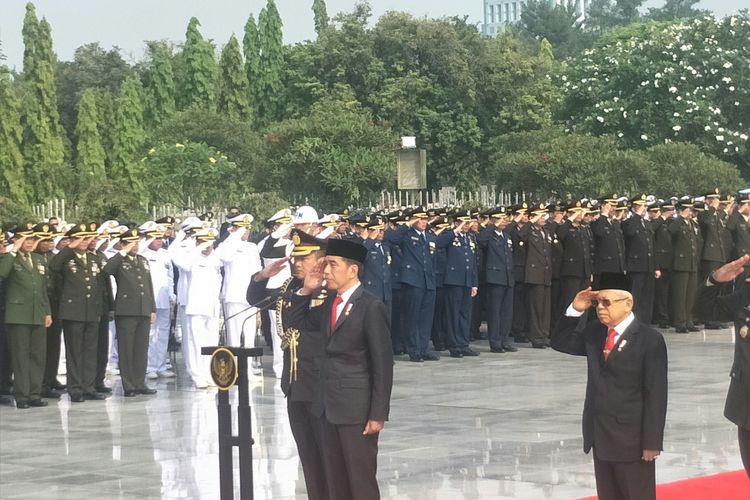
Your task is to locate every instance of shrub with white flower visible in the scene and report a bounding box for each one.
[557,14,749,168]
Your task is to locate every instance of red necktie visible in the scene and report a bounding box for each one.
[330,296,343,331]
[603,328,617,360]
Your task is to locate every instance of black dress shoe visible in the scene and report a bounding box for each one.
[136,388,157,395]
[449,351,464,358]
[95,385,112,394]
[422,352,440,361]
[531,342,547,349]
[687,326,701,332]
[42,389,61,399]
[29,399,48,407]
[490,347,505,353]
[123,390,137,397]
[83,392,107,400]
[69,394,85,403]
[503,345,518,352]
[514,336,530,343]
[433,345,447,352]
[462,348,480,357]
[51,381,67,391]
[16,401,30,409]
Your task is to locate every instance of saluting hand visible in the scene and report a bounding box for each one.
[572,287,598,313]
[300,259,325,294]
[255,257,290,281]
[711,255,750,283]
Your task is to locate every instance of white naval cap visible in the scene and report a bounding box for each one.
[181,216,204,231]
[227,213,254,227]
[267,208,292,223]
[294,206,319,225]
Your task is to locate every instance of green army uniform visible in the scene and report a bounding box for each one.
[104,240,156,395]
[0,251,51,406]
[669,209,700,332]
[49,234,106,401]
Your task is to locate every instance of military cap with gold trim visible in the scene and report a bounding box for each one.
[194,228,218,242]
[31,223,54,239]
[119,228,141,242]
[430,216,450,230]
[366,216,387,230]
[529,202,547,215]
[267,208,292,225]
[509,202,529,215]
[290,228,327,257]
[629,194,649,206]
[566,200,585,212]
[336,208,350,221]
[602,193,619,203]
[736,191,750,204]
[138,221,166,238]
[675,196,694,210]
[704,188,721,199]
[404,206,428,219]
[227,213,254,228]
[348,213,369,227]
[488,206,509,219]
[386,209,404,223]
[155,215,175,225]
[319,214,341,228]
[546,202,565,213]
[12,223,35,238]
[65,223,97,238]
[450,209,473,222]
[693,200,706,211]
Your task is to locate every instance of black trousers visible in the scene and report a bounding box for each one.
[94,314,110,388]
[63,320,99,396]
[560,276,590,314]
[287,400,328,500]
[525,284,551,345]
[115,316,151,392]
[486,284,513,350]
[628,272,655,326]
[740,426,750,478]
[42,315,63,391]
[400,284,436,358]
[318,416,380,500]
[511,281,527,339]
[431,287,447,350]
[593,455,656,500]
[443,285,472,354]
[653,269,671,325]
[390,288,406,353]
[550,277,561,332]
[699,261,724,323]
[470,283,486,338]
[670,270,697,328]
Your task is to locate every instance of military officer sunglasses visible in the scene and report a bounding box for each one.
[591,297,628,308]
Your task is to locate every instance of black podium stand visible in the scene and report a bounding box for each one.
[201,346,264,500]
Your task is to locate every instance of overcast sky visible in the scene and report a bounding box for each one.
[0,0,746,70]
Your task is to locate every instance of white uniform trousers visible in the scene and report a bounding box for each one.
[147,308,171,374]
[225,303,257,348]
[185,314,218,386]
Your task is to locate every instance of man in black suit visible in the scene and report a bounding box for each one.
[289,238,393,500]
[695,254,750,476]
[557,201,593,313]
[551,275,668,500]
[622,194,658,325]
[591,194,627,287]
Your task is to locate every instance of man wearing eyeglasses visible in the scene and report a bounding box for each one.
[551,275,668,500]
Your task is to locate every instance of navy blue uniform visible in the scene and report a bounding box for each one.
[389,238,405,354]
[436,229,478,355]
[361,240,392,310]
[477,225,514,351]
[385,225,437,360]
[432,234,448,351]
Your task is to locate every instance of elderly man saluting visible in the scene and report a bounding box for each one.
[551,275,668,500]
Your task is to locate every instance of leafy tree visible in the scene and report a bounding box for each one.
[93,88,117,172]
[243,14,262,108]
[0,67,27,204]
[142,42,176,128]
[55,43,132,143]
[75,178,150,222]
[182,17,217,110]
[312,0,329,35]
[263,96,397,208]
[587,0,645,32]
[22,15,66,201]
[647,0,706,21]
[22,2,38,76]
[74,88,106,195]
[150,108,266,189]
[111,75,146,199]
[239,192,290,227]
[258,0,284,122]
[558,15,750,173]
[515,0,594,59]
[218,34,251,121]
[143,142,239,208]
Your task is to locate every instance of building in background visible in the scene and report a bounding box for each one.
[482,0,591,36]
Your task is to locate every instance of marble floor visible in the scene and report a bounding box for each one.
[0,327,743,500]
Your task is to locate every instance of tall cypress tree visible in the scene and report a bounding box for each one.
[312,0,329,34]
[258,0,284,122]
[21,2,38,77]
[0,67,28,204]
[183,17,217,110]
[111,75,146,198]
[145,43,176,127]
[22,15,66,201]
[94,89,117,173]
[75,88,106,194]
[219,34,251,121]
[243,14,262,107]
